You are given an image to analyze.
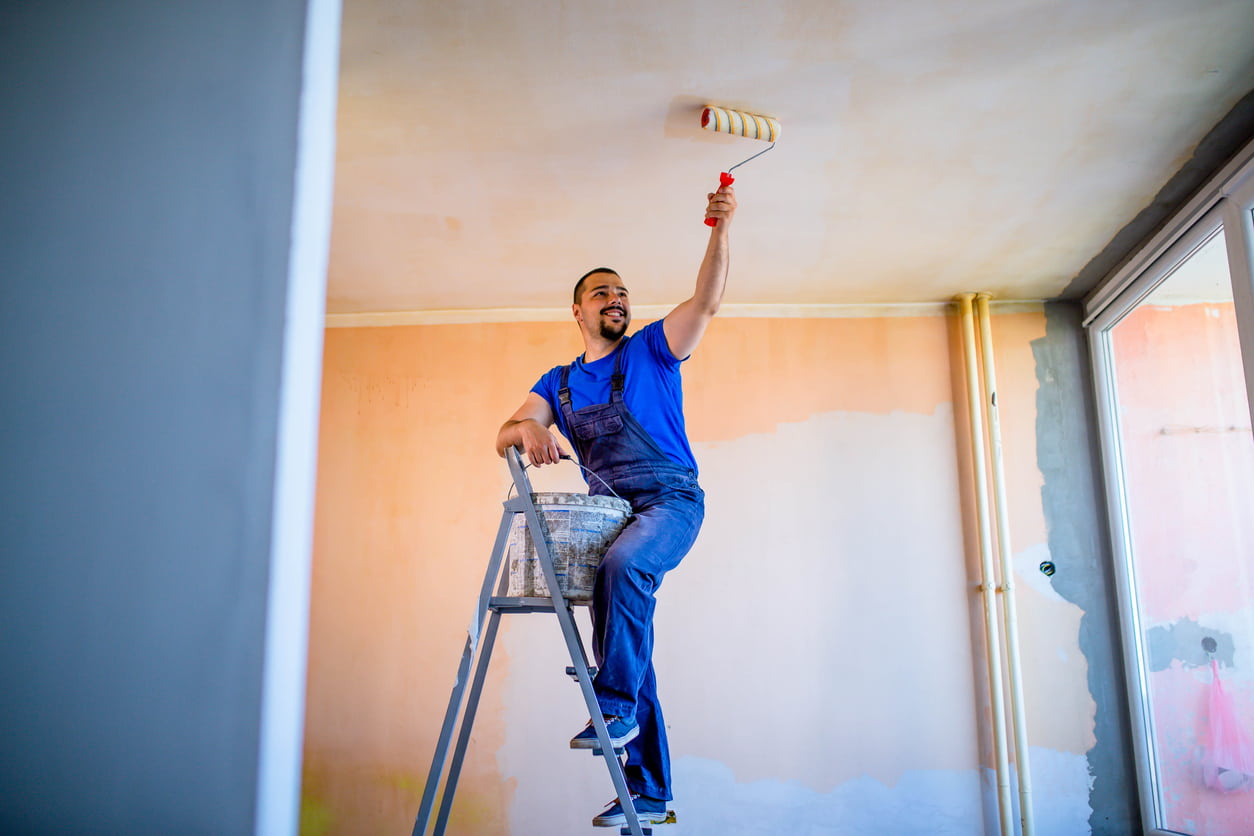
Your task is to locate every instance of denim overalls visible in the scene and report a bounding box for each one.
[558,336,705,802]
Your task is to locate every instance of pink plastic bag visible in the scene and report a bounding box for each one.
[1202,659,1254,792]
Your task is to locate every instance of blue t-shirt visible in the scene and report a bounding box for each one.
[531,320,698,473]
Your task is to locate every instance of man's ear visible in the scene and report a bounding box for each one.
[571,303,582,323]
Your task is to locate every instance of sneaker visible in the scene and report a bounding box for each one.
[569,715,640,750]
[592,794,669,827]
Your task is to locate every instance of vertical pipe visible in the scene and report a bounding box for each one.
[975,293,1035,836]
[957,293,1016,836]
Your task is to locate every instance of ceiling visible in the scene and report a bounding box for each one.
[326,0,1254,315]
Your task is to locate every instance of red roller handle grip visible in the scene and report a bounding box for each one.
[704,172,736,227]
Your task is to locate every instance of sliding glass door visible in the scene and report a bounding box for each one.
[1093,214,1254,833]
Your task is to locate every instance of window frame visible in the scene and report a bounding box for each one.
[1084,139,1254,836]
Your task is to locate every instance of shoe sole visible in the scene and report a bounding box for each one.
[570,723,640,750]
[593,810,669,828]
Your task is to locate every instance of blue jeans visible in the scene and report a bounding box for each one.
[590,465,704,802]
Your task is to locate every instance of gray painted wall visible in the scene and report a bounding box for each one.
[1034,302,1142,835]
[0,3,309,833]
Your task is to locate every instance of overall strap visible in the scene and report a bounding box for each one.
[610,336,628,401]
[557,363,574,409]
[559,335,629,409]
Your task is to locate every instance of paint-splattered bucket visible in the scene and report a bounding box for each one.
[506,492,632,602]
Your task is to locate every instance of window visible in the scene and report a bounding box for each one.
[1088,152,1254,835]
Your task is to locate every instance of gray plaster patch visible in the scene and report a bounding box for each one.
[1033,302,1141,835]
[1145,617,1236,671]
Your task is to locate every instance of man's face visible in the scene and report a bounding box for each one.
[574,274,631,341]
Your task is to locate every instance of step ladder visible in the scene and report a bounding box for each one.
[412,447,676,836]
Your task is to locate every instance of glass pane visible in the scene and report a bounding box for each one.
[1109,228,1254,834]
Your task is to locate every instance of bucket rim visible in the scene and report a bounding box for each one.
[526,491,631,514]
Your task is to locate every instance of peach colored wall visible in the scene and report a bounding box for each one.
[302,323,583,835]
[302,311,1097,835]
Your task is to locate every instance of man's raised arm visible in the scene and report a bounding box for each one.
[495,391,564,466]
[663,185,737,360]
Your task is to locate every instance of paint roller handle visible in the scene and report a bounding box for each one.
[704,172,736,227]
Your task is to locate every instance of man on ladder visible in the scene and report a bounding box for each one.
[495,183,737,828]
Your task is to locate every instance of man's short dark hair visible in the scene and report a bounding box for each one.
[573,267,620,305]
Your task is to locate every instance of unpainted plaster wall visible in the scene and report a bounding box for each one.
[304,309,1134,835]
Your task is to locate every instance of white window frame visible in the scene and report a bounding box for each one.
[1084,137,1254,835]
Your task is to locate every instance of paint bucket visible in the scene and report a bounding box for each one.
[506,492,632,602]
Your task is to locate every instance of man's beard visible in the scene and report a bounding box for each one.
[599,312,628,340]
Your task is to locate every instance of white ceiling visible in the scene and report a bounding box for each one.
[326,0,1254,315]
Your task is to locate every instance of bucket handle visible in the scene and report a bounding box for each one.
[506,452,628,505]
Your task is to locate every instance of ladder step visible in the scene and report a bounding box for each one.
[565,665,597,680]
[592,746,627,757]
[489,596,558,613]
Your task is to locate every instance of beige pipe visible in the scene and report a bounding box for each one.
[956,293,1015,836]
[975,293,1035,836]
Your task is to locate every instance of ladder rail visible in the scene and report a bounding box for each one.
[432,530,516,835]
[432,606,504,835]
[413,507,515,835]
[506,449,646,836]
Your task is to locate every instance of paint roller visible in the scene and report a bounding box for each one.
[700,105,780,226]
